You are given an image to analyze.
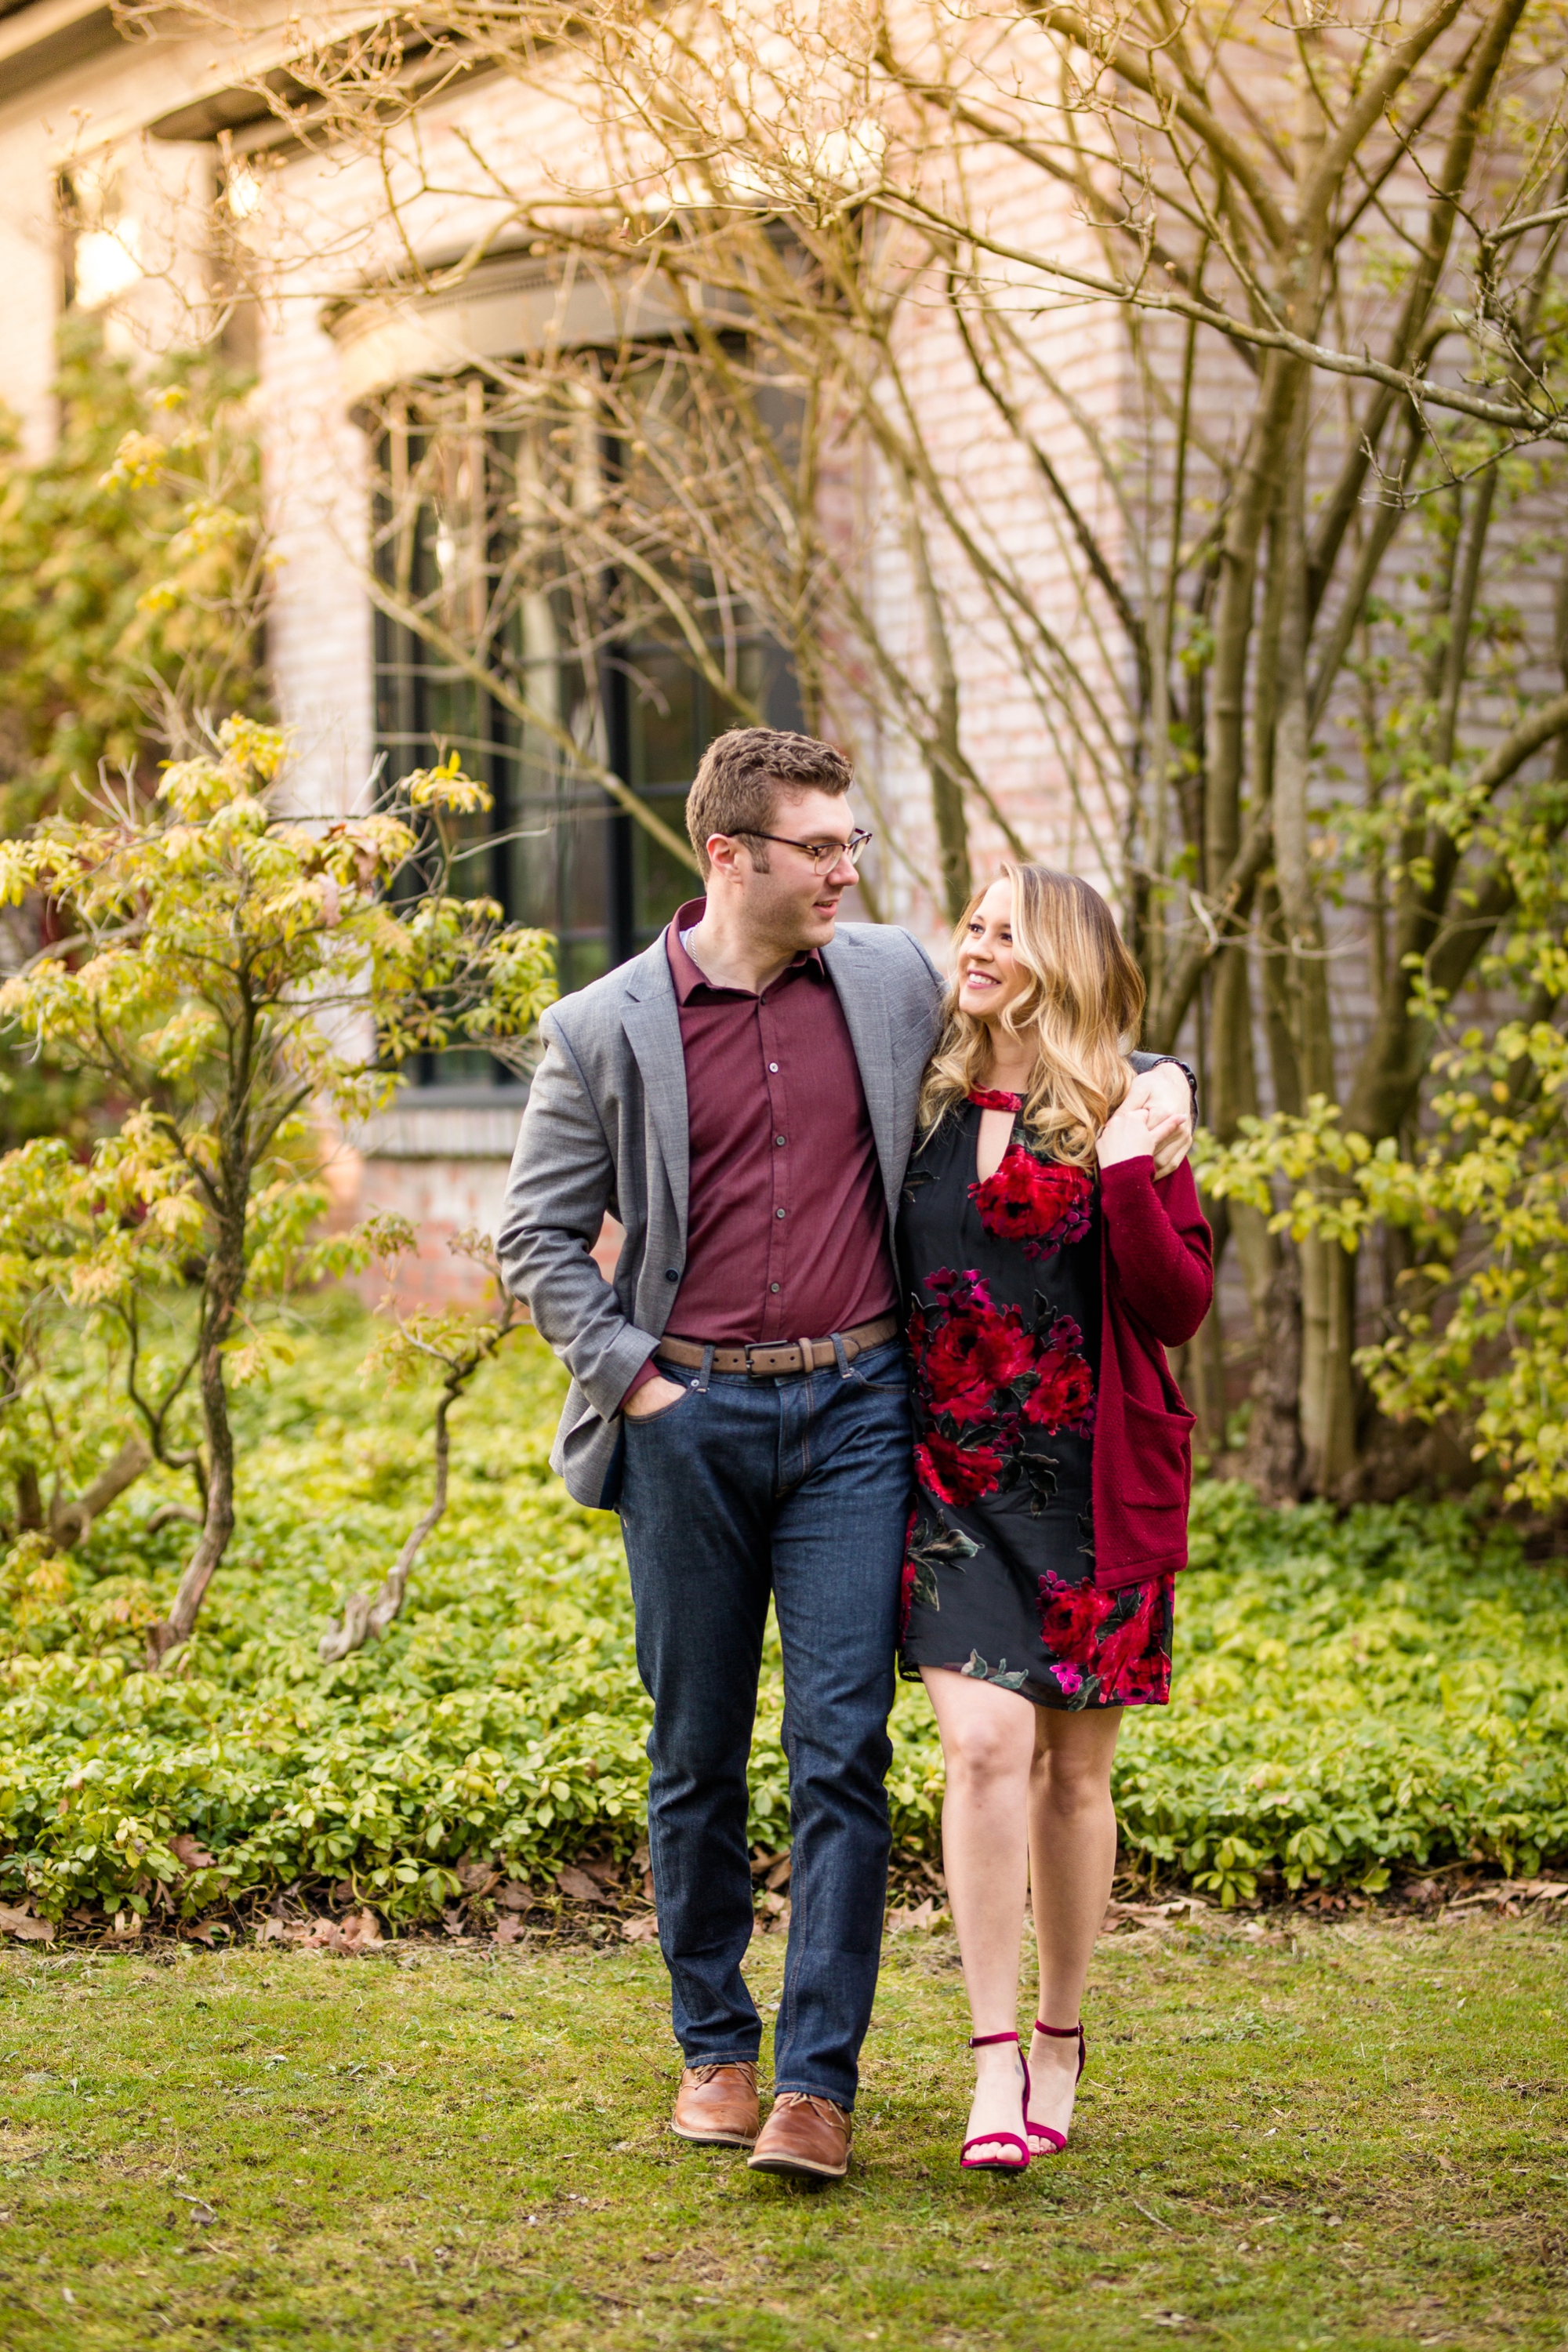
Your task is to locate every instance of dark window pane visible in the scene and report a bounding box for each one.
[628,647,699,786]
[632,793,697,942]
[370,384,798,1087]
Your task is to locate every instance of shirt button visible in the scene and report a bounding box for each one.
[768,1062,779,1073]
[775,1207,786,1220]
[775,1134,786,1147]
[770,1282,780,1294]
[664,1268,680,1282]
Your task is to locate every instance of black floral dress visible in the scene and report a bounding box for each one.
[896,1089,1174,1710]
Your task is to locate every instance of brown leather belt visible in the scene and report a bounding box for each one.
[656,1313,899,1380]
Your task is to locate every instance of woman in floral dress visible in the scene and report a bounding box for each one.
[898,864,1212,2170]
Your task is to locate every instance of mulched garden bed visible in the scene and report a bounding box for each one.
[3,1846,1563,1956]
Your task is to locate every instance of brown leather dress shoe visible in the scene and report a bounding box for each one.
[746,2091,852,2180]
[671,2060,760,2147]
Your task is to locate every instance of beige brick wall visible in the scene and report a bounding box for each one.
[4,3,1563,1311]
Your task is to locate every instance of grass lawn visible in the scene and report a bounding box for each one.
[2,1913,1564,2350]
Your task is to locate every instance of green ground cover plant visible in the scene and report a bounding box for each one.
[0,1915,1563,2350]
[0,1300,1565,1930]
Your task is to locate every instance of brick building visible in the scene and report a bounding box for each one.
[2,2,1157,1301]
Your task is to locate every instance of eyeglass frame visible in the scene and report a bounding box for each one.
[728,826,873,874]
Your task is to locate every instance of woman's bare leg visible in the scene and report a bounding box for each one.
[921,1668,1038,2161]
[1025,1706,1123,2143]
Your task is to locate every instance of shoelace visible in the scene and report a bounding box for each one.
[771,2092,849,2129]
[687,2061,757,2086]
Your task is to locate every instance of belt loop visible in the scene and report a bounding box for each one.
[831,1331,851,1379]
[696,1344,715,1393]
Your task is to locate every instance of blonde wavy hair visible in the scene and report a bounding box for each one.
[917,864,1146,1169]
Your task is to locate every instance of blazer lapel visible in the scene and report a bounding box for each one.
[621,938,690,1240]
[823,930,900,1217]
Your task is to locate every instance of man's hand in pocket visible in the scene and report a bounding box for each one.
[624,1375,688,1421]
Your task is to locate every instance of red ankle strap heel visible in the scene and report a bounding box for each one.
[960,2031,1031,2173]
[1027,2021,1087,2154]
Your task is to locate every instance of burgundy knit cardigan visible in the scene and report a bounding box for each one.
[1091,1156,1214,1592]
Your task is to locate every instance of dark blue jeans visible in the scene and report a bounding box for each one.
[617,1340,911,2111]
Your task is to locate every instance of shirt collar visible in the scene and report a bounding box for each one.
[665,897,825,1003]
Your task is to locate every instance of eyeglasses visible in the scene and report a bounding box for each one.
[734,826,873,874]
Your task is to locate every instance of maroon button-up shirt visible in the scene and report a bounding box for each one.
[623,898,897,1399]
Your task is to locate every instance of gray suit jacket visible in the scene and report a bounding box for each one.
[497,920,1182,1511]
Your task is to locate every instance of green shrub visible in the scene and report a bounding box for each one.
[1,1302,1564,1920]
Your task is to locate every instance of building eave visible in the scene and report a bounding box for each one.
[0,0,121,103]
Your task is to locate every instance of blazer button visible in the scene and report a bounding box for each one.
[664,1268,680,1281]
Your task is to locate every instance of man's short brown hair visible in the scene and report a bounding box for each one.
[684,728,853,876]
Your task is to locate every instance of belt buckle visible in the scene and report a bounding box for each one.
[744,1342,770,1378]
[745,1341,793,1378]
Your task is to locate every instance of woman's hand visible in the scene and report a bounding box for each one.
[1122,1065,1195,1175]
[1097,1098,1185,1172]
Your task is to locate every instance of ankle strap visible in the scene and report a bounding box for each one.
[970,2030,1020,2048]
[1034,2020,1083,2038]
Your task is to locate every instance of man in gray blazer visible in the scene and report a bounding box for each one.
[498,728,1191,2183]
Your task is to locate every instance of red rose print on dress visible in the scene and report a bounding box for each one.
[970,1149,1094,1261]
[918,1269,1033,1424]
[1022,1314,1096,1436]
[908,1271,1095,1512]
[899,1508,919,1640]
[1035,1570,1170,1705]
[915,1428,1007,1507]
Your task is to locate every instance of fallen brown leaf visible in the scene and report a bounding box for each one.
[0,1904,54,1944]
[493,1912,528,1944]
[621,1913,659,1944]
[169,1835,217,1872]
[887,1896,946,1935]
[557,1866,612,1904]
[299,1908,383,1954]
[497,1880,535,1912]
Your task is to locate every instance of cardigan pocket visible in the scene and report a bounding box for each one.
[1117,1392,1196,1512]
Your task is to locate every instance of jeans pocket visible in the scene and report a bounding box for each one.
[848,1342,909,1394]
[625,1372,698,1427]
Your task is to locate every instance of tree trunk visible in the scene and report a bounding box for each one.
[1299,1235,1360,1497]
[146,1229,242,1668]
[908,499,971,922]
[1241,1247,1304,1504]
[15,1462,42,1533]
[319,1385,456,1662]
[49,1436,152,1551]
[1274,425,1359,1493]
[1204,352,1300,893]
[1256,880,1304,1120]
[1209,935,1278,1338]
